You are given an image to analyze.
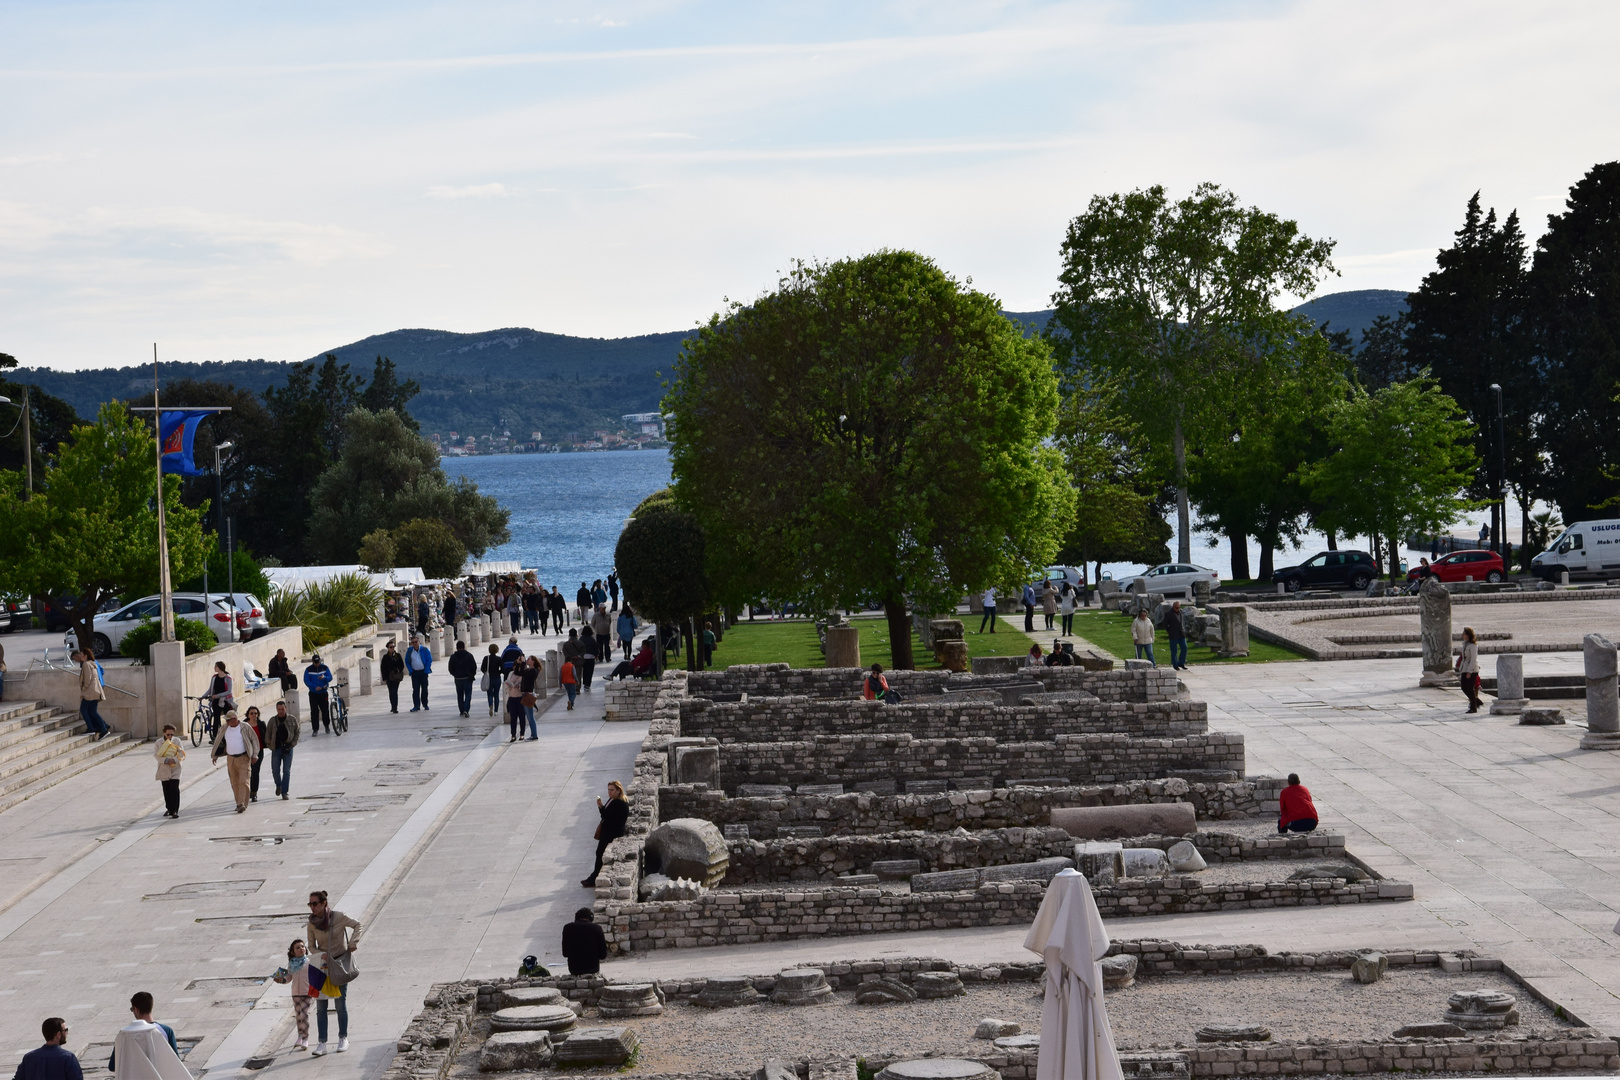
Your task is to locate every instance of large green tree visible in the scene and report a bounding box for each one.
[1304,377,1478,580]
[665,251,1076,669]
[1047,183,1337,564]
[614,500,710,671]
[0,402,208,653]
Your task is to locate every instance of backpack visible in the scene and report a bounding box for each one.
[866,674,886,698]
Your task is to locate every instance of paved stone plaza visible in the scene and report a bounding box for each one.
[8,636,1620,1078]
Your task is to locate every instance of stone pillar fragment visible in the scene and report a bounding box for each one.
[1418,578,1458,687]
[1218,606,1249,658]
[824,625,860,669]
[1489,653,1526,715]
[357,655,373,696]
[1581,633,1620,750]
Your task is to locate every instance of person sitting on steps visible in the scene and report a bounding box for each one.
[1277,773,1319,834]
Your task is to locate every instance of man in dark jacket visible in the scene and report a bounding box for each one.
[443,593,458,630]
[447,640,477,718]
[16,1017,81,1080]
[379,640,405,713]
[416,597,430,635]
[561,908,607,975]
[266,700,300,799]
[501,635,525,675]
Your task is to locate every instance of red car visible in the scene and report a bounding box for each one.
[1408,549,1505,584]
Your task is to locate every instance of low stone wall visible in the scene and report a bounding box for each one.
[686,663,1177,703]
[716,732,1246,791]
[680,695,1208,742]
[604,679,661,722]
[660,778,1277,836]
[1184,1036,1618,1077]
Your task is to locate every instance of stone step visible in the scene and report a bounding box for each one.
[0,725,124,782]
[0,699,57,727]
[0,733,137,815]
[0,709,83,754]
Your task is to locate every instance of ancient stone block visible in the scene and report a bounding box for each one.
[779,825,825,838]
[971,657,1020,676]
[1122,848,1169,877]
[938,640,970,673]
[598,983,664,1018]
[905,780,949,795]
[825,625,861,669]
[995,1034,1042,1051]
[856,779,897,795]
[912,971,965,999]
[1195,1024,1271,1043]
[872,859,923,880]
[1521,707,1566,725]
[1287,862,1367,883]
[1584,633,1620,747]
[796,784,845,796]
[1076,841,1124,885]
[1218,607,1249,658]
[980,857,1074,884]
[490,1005,578,1033]
[1447,990,1516,1030]
[1418,579,1457,686]
[1009,776,1072,788]
[479,1031,553,1072]
[645,817,730,886]
[697,976,761,1008]
[1393,1022,1466,1038]
[1049,803,1197,840]
[755,1061,798,1080]
[552,1027,639,1066]
[1351,952,1387,984]
[738,784,793,797]
[911,868,981,892]
[771,968,833,1005]
[975,1018,1021,1039]
[1490,653,1528,715]
[498,986,563,1010]
[673,745,721,788]
[1117,1052,1190,1080]
[1101,953,1138,990]
[724,824,751,839]
[855,978,916,1004]
[1166,841,1206,872]
[876,1060,998,1080]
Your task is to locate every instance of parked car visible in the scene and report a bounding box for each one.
[65,593,242,658]
[1,595,30,632]
[1408,549,1505,584]
[217,592,271,640]
[1031,566,1085,591]
[1272,550,1378,592]
[1115,563,1221,598]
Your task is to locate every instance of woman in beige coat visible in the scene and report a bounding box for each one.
[155,723,185,818]
[306,890,361,1056]
[1041,582,1059,629]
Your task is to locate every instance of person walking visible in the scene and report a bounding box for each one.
[268,648,296,693]
[577,628,598,691]
[106,992,178,1076]
[272,940,312,1052]
[582,780,629,886]
[442,591,458,633]
[977,587,997,634]
[304,890,360,1056]
[1041,580,1058,630]
[480,644,502,716]
[404,634,432,712]
[500,634,524,675]
[266,700,299,800]
[591,579,608,609]
[617,606,638,660]
[524,587,542,635]
[304,654,333,735]
[505,589,522,636]
[447,640,477,717]
[561,908,608,975]
[549,587,566,634]
[415,596,430,636]
[521,656,541,738]
[379,640,405,713]
[559,654,579,710]
[1166,600,1188,671]
[504,663,526,742]
[210,710,261,814]
[1457,625,1482,713]
[1021,582,1037,632]
[591,604,612,667]
[17,1017,81,1080]
[155,724,185,819]
[1131,608,1156,665]
[575,583,592,626]
[77,649,110,740]
[1059,583,1076,637]
[607,572,620,612]
[243,705,267,802]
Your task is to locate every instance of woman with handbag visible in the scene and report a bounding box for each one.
[520,656,542,739]
[480,644,502,717]
[305,890,360,1056]
[504,663,527,742]
[582,780,629,887]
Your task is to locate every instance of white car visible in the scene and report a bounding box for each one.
[66,593,242,658]
[1116,563,1221,599]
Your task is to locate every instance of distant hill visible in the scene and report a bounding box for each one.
[12,290,1410,431]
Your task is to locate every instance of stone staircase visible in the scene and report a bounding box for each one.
[0,699,138,815]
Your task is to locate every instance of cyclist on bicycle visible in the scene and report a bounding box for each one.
[207,662,234,734]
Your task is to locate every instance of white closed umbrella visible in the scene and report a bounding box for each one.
[1024,868,1123,1080]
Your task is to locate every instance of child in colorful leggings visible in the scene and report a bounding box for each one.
[274,939,312,1049]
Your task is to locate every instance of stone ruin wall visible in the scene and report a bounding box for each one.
[714,732,1247,791]
[685,663,1179,703]
[679,695,1210,742]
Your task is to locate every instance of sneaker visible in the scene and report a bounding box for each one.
[294,1038,307,1051]
[336,1038,349,1053]
[235,805,246,813]
[409,707,420,713]
[282,792,289,800]
[312,1042,328,1056]
[250,794,258,802]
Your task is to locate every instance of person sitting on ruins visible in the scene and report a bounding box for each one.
[863,664,889,701]
[561,908,607,975]
[1045,642,1075,667]
[1025,643,1043,667]
[1277,773,1319,834]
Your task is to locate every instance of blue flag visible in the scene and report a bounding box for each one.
[158,410,213,476]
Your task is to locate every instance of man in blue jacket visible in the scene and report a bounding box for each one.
[405,634,433,712]
[304,654,334,736]
[500,635,525,675]
[15,1017,82,1080]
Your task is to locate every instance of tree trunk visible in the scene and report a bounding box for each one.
[1388,535,1401,580]
[1257,542,1274,582]
[1227,526,1250,581]
[1173,416,1191,563]
[1324,531,1337,551]
[684,619,698,671]
[883,596,914,670]
[1521,491,1531,574]
[1257,516,1278,581]
[1078,560,1091,608]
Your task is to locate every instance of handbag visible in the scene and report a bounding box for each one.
[327,948,359,986]
[594,824,602,840]
[480,672,493,692]
[521,692,537,708]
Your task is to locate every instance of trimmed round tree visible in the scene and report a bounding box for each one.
[664,251,1075,669]
[614,502,709,671]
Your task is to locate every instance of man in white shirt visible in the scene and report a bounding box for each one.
[210,711,261,814]
[978,587,998,634]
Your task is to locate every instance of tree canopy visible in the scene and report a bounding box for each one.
[614,500,710,669]
[665,250,1075,668]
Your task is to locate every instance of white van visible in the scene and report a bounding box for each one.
[1530,519,1620,580]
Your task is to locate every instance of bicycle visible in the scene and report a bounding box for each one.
[329,691,349,736]
[187,695,219,747]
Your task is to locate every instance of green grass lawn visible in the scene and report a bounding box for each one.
[712,615,1034,670]
[1067,607,1304,665]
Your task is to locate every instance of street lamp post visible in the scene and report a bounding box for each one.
[213,441,236,638]
[1490,384,1507,570]
[0,391,31,497]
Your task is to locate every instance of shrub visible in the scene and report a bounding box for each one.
[265,572,384,652]
[119,617,218,664]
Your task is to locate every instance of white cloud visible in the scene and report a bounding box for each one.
[425,183,509,200]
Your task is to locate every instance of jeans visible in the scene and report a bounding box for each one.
[316,994,348,1041]
[552,610,564,633]
[978,606,996,633]
[410,671,429,709]
[1279,818,1318,834]
[1169,638,1187,668]
[386,680,400,712]
[309,691,330,733]
[564,683,578,707]
[79,699,109,736]
[249,751,262,798]
[485,678,500,713]
[1135,642,1156,664]
[454,678,474,715]
[1061,613,1074,636]
[271,747,293,795]
[1024,604,1034,632]
[525,703,537,738]
[506,697,525,737]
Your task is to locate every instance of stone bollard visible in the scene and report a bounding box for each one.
[334,667,351,705]
[1581,633,1620,749]
[357,655,372,696]
[1192,579,1211,605]
[546,649,560,689]
[1418,577,1458,687]
[441,623,454,659]
[1561,570,1570,586]
[1217,606,1249,658]
[1489,653,1526,714]
[825,625,860,668]
[1276,581,1285,595]
[283,694,301,723]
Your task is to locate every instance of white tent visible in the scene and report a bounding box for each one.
[264,565,425,592]
[463,559,522,576]
[1024,869,1123,1080]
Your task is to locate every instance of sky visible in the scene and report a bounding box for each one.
[2,0,1617,371]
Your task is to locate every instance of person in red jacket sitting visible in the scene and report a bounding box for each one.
[1278,773,1319,834]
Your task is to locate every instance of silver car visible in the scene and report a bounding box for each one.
[66,593,243,658]
[1116,563,1221,599]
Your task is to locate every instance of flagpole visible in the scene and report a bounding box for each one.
[154,344,176,644]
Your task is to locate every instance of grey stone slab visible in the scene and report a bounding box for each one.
[980,857,1074,884]
[877,1060,997,1080]
[796,783,845,796]
[871,859,922,879]
[910,868,980,892]
[552,1027,639,1066]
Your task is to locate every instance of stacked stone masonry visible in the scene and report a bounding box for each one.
[685,664,1178,703]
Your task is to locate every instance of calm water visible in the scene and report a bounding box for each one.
[443,449,672,587]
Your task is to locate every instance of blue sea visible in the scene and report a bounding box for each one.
[442,449,672,588]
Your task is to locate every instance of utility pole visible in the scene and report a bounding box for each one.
[1491,384,1507,570]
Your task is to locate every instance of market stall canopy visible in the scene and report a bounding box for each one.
[265,565,425,592]
[464,559,522,576]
